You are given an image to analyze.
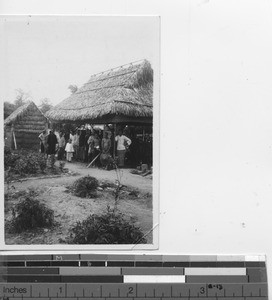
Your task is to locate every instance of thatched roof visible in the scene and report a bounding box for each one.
[4,101,47,126]
[46,60,153,124]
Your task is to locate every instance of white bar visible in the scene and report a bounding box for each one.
[123,275,186,283]
[185,268,246,276]
[245,255,266,261]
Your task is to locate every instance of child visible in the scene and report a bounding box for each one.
[65,139,74,162]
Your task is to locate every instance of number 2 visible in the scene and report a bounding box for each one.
[128,287,134,294]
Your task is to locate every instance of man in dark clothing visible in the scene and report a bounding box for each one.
[47,130,58,155]
[78,130,86,161]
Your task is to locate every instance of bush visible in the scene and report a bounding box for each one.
[70,176,99,198]
[68,206,147,244]
[4,150,47,176]
[7,189,54,233]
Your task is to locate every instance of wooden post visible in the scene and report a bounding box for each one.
[113,123,117,158]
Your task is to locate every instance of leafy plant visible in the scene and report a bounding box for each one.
[48,154,56,169]
[68,206,147,244]
[6,188,54,233]
[4,150,47,175]
[69,176,99,198]
[59,161,66,172]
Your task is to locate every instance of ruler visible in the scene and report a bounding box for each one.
[0,254,268,299]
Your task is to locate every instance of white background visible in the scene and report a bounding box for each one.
[1,0,272,295]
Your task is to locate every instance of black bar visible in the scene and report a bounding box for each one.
[7,268,59,275]
[245,262,266,268]
[107,261,134,267]
[5,262,25,267]
[61,276,123,283]
[80,261,106,267]
[216,262,245,267]
[190,262,217,267]
[51,261,79,267]
[163,262,190,267]
[135,261,162,267]
[3,275,61,282]
[27,261,51,267]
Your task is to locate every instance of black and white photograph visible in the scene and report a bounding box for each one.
[1,16,160,249]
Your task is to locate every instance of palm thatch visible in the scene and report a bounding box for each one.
[4,101,47,127]
[4,101,49,150]
[46,60,153,124]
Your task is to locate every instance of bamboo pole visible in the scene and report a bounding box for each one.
[113,123,117,158]
[13,131,17,150]
[87,152,100,168]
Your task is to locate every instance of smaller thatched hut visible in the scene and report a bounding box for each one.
[4,101,49,150]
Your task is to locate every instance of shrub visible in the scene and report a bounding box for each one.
[59,161,66,172]
[5,150,48,176]
[68,206,147,244]
[7,188,54,233]
[70,176,99,198]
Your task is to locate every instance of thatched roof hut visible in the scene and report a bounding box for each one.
[46,60,153,125]
[4,101,49,150]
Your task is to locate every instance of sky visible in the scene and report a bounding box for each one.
[0,16,159,106]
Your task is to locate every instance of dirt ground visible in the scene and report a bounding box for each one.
[5,162,153,245]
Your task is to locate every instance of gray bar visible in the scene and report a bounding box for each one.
[79,299,105,300]
[162,255,190,261]
[245,298,268,300]
[134,255,163,261]
[0,255,25,261]
[59,267,121,276]
[80,254,108,261]
[122,267,184,275]
[189,256,218,262]
[8,299,51,300]
[106,255,135,261]
[0,267,7,275]
[247,268,267,282]
[24,255,52,261]
[53,254,80,261]
[6,267,59,275]
[186,275,248,283]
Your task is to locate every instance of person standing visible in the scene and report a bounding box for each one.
[100,131,112,168]
[88,132,101,167]
[65,139,74,162]
[57,132,66,160]
[72,130,80,160]
[46,130,58,156]
[78,130,86,162]
[38,130,48,154]
[115,130,131,167]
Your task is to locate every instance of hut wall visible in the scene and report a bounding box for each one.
[12,106,48,150]
[4,125,13,149]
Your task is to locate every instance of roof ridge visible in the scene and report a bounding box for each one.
[87,59,147,80]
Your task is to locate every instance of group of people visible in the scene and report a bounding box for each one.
[38,128,132,168]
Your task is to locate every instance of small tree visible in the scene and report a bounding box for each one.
[68,84,78,94]
[4,101,16,119]
[14,89,31,108]
[39,98,53,114]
